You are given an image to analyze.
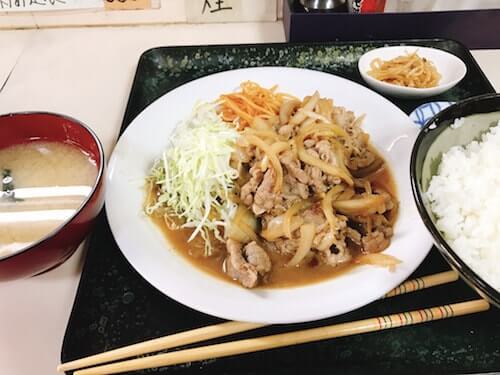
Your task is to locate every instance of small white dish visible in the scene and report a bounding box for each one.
[358,46,467,99]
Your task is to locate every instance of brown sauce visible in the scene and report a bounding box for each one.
[150,164,397,289]
[152,214,357,288]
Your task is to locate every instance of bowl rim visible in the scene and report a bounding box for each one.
[358,45,467,95]
[410,93,500,307]
[0,111,105,262]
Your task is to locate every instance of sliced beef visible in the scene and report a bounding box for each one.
[351,213,393,253]
[243,241,271,275]
[303,139,316,148]
[362,231,390,253]
[330,107,377,172]
[269,237,299,256]
[302,203,326,226]
[236,141,256,163]
[240,164,264,206]
[225,239,259,288]
[253,169,278,215]
[304,147,329,194]
[305,164,327,194]
[279,151,309,184]
[315,140,337,164]
[231,96,397,278]
[282,174,309,201]
[225,239,272,288]
[303,142,345,193]
[346,227,362,245]
[315,230,352,267]
[319,246,352,267]
[348,149,376,171]
[313,214,348,252]
[375,190,395,213]
[333,106,356,131]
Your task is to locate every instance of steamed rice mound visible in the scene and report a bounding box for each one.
[426,121,500,291]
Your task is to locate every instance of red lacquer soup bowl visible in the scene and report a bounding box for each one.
[0,112,105,281]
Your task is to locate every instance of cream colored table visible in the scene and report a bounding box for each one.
[0,23,498,375]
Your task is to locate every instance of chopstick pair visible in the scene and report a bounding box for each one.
[58,271,489,375]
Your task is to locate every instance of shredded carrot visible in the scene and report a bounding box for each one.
[232,94,274,116]
[221,97,253,125]
[219,81,297,129]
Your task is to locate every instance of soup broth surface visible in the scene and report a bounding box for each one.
[0,141,98,258]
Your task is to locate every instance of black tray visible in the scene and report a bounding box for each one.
[61,40,500,375]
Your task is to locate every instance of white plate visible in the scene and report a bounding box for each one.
[358,46,467,99]
[106,67,432,324]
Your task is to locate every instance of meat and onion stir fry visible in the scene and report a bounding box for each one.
[146,82,399,289]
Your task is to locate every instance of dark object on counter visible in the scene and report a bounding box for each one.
[347,0,387,13]
[0,113,105,281]
[1,169,15,200]
[62,40,500,375]
[300,0,346,11]
[411,93,500,309]
[285,0,500,49]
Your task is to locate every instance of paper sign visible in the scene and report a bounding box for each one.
[104,0,150,10]
[186,0,276,23]
[0,0,103,12]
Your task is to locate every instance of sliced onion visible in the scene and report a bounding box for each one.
[288,139,298,158]
[321,185,344,232]
[337,187,355,201]
[301,117,317,128]
[260,155,269,171]
[296,127,353,185]
[251,116,273,131]
[283,200,311,238]
[333,194,386,216]
[261,216,304,241]
[351,158,384,178]
[331,139,353,179]
[287,223,316,267]
[279,99,300,125]
[245,128,281,142]
[355,253,401,272]
[298,147,354,186]
[260,142,289,176]
[271,141,290,154]
[290,91,320,125]
[243,134,283,193]
[363,179,372,195]
[299,109,331,124]
[226,205,258,243]
[350,114,366,130]
[299,122,347,139]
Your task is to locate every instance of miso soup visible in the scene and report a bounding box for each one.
[0,141,98,258]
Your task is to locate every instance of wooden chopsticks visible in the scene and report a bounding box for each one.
[57,321,264,373]
[383,270,458,298]
[74,299,489,375]
[59,270,481,375]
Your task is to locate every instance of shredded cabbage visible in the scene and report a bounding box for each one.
[146,102,239,255]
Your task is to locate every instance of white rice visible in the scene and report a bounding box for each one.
[426,121,500,291]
